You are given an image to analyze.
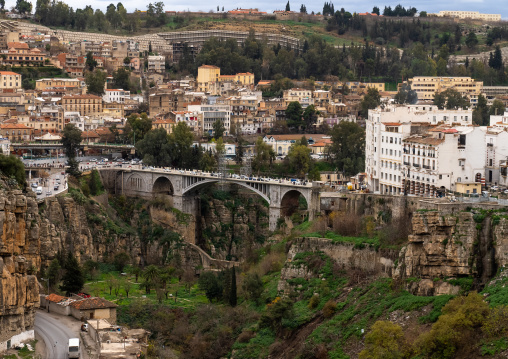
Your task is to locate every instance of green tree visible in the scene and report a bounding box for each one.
[329,122,365,176]
[242,272,263,304]
[287,141,311,178]
[299,4,306,13]
[112,67,131,91]
[359,321,408,359]
[229,266,237,307]
[465,31,479,49]
[113,252,130,272]
[136,128,172,167]
[0,155,26,188]
[142,265,160,294]
[489,46,503,70]
[285,1,290,11]
[252,137,274,174]
[360,88,381,117]
[473,94,489,125]
[212,119,225,139]
[61,124,82,159]
[126,113,152,143]
[15,0,32,14]
[394,84,418,104]
[489,99,506,116]
[198,271,223,302]
[235,140,244,165]
[286,101,303,130]
[85,51,97,71]
[372,6,380,15]
[169,122,195,168]
[60,252,85,296]
[199,150,216,171]
[85,69,106,95]
[46,258,62,292]
[302,105,318,130]
[433,89,469,110]
[88,169,103,195]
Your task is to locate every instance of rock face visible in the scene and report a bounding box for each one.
[0,190,40,347]
[394,210,499,295]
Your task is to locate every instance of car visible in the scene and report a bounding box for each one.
[90,158,97,162]
[54,185,59,190]
[46,191,52,196]
[31,183,37,188]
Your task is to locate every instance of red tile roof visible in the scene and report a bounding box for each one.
[70,297,117,310]
[47,293,67,303]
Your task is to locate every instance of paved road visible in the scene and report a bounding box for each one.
[35,311,84,359]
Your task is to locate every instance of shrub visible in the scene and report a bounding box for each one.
[332,212,362,236]
[359,321,408,359]
[308,294,320,309]
[322,300,337,318]
[237,329,256,343]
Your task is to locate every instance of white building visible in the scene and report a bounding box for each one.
[171,111,201,133]
[103,89,130,103]
[0,137,10,154]
[195,142,236,157]
[147,55,165,73]
[365,105,476,195]
[187,104,231,137]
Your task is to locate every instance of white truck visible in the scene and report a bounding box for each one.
[68,338,80,358]
[35,186,43,195]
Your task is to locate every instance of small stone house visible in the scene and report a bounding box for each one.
[69,297,117,323]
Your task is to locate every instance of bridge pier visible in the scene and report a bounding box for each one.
[269,205,281,231]
[173,195,199,217]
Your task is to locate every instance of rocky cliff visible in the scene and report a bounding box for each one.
[0,189,40,347]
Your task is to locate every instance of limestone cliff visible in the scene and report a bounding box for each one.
[0,189,40,347]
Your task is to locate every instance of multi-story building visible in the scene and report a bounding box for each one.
[60,94,103,116]
[35,78,85,94]
[365,105,475,195]
[435,11,501,22]
[4,42,45,66]
[187,104,231,136]
[0,71,21,90]
[103,89,130,103]
[0,123,32,142]
[345,82,385,95]
[147,55,165,73]
[283,88,314,108]
[168,111,201,133]
[313,90,331,107]
[197,65,221,93]
[234,72,254,86]
[402,76,483,105]
[152,119,175,134]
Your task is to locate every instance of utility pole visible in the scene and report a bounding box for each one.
[217,149,227,190]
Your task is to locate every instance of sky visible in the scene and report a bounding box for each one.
[7,0,508,19]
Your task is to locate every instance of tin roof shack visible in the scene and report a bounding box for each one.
[40,294,72,316]
[87,319,148,359]
[69,297,117,323]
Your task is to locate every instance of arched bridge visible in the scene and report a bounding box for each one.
[99,167,321,231]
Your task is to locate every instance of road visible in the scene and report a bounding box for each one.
[35,311,85,359]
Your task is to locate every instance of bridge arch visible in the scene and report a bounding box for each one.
[182,179,271,204]
[152,175,174,195]
[280,189,309,217]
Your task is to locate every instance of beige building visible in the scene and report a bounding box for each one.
[35,78,84,93]
[4,42,45,66]
[436,11,501,22]
[283,88,314,108]
[153,119,175,134]
[0,71,21,90]
[404,76,483,105]
[197,65,220,93]
[148,55,165,72]
[0,123,32,142]
[235,72,254,86]
[61,94,103,115]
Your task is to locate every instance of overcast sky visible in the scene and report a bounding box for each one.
[8,0,508,19]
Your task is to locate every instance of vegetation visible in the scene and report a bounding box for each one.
[0,155,26,188]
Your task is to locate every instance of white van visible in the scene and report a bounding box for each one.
[68,338,80,358]
[35,186,43,195]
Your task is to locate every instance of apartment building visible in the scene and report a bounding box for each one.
[283,88,314,108]
[0,71,21,90]
[103,89,130,103]
[148,55,165,73]
[35,78,85,94]
[187,104,231,136]
[365,105,475,195]
[4,42,45,66]
[0,123,32,142]
[61,94,103,115]
[345,82,385,95]
[168,111,201,133]
[313,90,331,107]
[403,76,483,105]
[197,65,220,93]
[435,11,501,22]
[152,119,175,134]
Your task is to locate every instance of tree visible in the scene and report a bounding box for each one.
[329,122,365,176]
[169,122,195,168]
[302,105,318,130]
[182,268,196,293]
[286,101,303,130]
[113,252,130,272]
[199,151,217,171]
[252,137,274,174]
[287,141,312,178]
[465,32,478,49]
[212,119,225,139]
[123,280,132,298]
[46,258,62,292]
[60,252,85,296]
[0,155,26,188]
[285,1,290,11]
[473,94,489,126]
[123,56,131,65]
[106,274,115,295]
[235,140,244,164]
[229,267,237,307]
[360,88,381,117]
[394,84,418,104]
[489,99,506,116]
[433,89,469,110]
[299,4,307,13]
[15,0,32,14]
[198,271,223,302]
[242,273,263,304]
[359,321,408,359]
[372,6,380,15]
[489,46,503,70]
[61,124,82,159]
[112,67,131,91]
[85,51,97,71]
[85,69,106,95]
[136,128,172,167]
[131,266,142,282]
[142,265,160,294]
[88,169,103,195]
[126,113,152,143]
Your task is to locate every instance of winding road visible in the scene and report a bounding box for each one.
[35,311,84,359]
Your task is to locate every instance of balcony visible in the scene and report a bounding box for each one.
[413,163,420,168]
[423,165,431,169]
[487,143,494,147]
[403,161,410,166]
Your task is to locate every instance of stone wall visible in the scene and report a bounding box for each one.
[0,190,40,349]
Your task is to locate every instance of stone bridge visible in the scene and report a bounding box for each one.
[99,168,321,231]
